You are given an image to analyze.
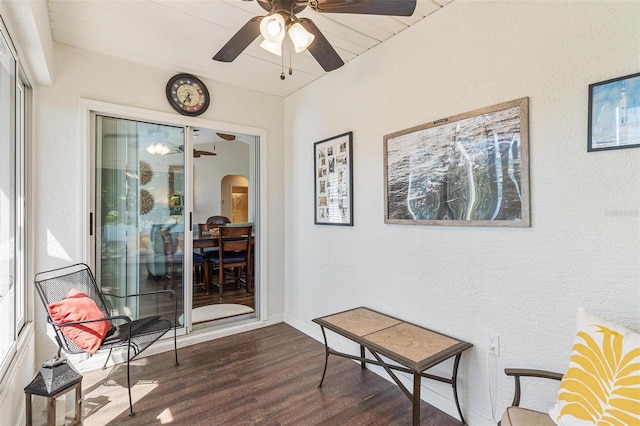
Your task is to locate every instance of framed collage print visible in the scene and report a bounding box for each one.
[314,132,353,226]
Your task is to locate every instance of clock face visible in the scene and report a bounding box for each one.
[166,74,210,116]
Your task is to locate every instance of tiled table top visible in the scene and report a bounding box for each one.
[314,307,472,371]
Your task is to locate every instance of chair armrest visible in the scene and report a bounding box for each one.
[48,313,131,328]
[103,289,179,328]
[504,368,563,407]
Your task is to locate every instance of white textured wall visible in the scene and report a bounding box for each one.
[193,140,250,224]
[32,44,285,362]
[284,2,640,425]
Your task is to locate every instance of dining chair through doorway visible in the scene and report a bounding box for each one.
[207,225,253,301]
[196,222,228,291]
[206,215,231,226]
[197,217,230,260]
[198,216,230,287]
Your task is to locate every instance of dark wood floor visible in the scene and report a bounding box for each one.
[138,267,255,323]
[81,323,462,425]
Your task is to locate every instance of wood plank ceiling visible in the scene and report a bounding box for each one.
[47,0,452,97]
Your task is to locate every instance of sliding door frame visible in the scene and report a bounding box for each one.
[79,99,268,331]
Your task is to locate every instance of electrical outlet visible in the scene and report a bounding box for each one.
[488,335,500,356]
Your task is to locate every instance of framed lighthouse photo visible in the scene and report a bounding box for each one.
[588,72,640,152]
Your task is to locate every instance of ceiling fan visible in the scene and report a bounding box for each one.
[180,145,217,158]
[172,132,237,157]
[213,0,417,72]
[148,132,235,157]
[193,148,216,158]
[191,133,237,157]
[216,132,236,141]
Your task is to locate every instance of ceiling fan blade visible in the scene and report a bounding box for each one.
[216,132,236,141]
[161,145,182,155]
[104,133,138,138]
[308,0,416,16]
[299,18,344,72]
[213,16,263,62]
[195,149,216,157]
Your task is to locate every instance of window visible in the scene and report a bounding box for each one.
[0,20,28,383]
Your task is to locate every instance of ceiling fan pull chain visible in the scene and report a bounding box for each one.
[289,47,293,75]
[280,51,285,80]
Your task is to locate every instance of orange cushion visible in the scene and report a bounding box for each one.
[47,288,111,354]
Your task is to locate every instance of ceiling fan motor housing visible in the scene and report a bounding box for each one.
[257,0,307,16]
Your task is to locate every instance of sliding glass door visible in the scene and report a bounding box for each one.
[95,116,185,322]
[92,110,261,332]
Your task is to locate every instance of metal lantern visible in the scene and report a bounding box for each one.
[24,357,82,426]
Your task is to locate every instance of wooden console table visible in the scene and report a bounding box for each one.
[313,307,473,425]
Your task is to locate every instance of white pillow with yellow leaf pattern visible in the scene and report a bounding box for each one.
[549,307,640,425]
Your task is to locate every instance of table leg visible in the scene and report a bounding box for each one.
[318,326,330,388]
[452,353,466,425]
[47,396,56,426]
[204,261,210,294]
[412,372,421,426]
[25,394,32,426]
[74,382,83,425]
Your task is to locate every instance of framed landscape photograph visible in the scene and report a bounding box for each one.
[384,97,530,227]
[588,72,640,152]
[314,132,353,226]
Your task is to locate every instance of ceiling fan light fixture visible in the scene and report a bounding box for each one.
[288,22,315,53]
[260,13,285,43]
[260,38,283,56]
[146,142,171,155]
[259,13,286,56]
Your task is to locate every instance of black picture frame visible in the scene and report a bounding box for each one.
[314,132,353,226]
[588,72,640,152]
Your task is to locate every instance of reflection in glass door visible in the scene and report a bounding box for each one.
[95,116,185,324]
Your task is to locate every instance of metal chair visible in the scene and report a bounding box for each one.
[34,263,179,417]
[499,368,563,426]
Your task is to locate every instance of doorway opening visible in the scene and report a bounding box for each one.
[232,186,249,223]
[191,131,257,326]
[220,175,249,222]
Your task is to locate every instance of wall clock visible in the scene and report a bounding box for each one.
[166,73,210,116]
